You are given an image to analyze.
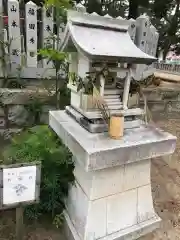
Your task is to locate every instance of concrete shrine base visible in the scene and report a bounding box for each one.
[49,111,176,240]
[64,211,160,240]
[64,159,161,240]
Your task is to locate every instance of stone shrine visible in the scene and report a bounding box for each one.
[60,9,158,133]
[49,6,176,240]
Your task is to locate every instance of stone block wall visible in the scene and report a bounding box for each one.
[140,87,180,114]
[0,88,56,139]
[127,85,180,117]
[1,85,179,139]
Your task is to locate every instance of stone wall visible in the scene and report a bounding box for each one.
[128,83,180,117]
[1,85,179,139]
[140,87,180,114]
[0,88,56,139]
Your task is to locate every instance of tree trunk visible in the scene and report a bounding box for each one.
[128,0,138,19]
[163,49,169,61]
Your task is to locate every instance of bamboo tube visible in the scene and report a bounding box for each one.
[109,114,124,139]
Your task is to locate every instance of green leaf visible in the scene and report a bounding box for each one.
[44,0,72,9]
[3,125,74,221]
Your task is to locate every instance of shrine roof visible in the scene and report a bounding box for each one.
[60,10,157,64]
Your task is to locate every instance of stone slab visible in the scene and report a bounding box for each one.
[154,71,180,82]
[0,128,22,140]
[65,174,158,240]
[74,159,151,200]
[49,110,176,171]
[64,210,161,240]
[65,106,143,133]
[0,88,55,105]
[72,106,145,119]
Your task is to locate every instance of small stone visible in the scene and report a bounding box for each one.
[0,117,5,127]
[8,105,31,126]
[0,129,22,140]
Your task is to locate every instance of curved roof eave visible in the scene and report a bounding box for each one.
[61,23,157,65]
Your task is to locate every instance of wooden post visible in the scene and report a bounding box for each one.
[0,0,4,78]
[122,67,132,110]
[16,207,24,240]
[8,0,21,66]
[100,75,105,97]
[25,0,38,67]
[42,6,53,67]
[0,163,41,240]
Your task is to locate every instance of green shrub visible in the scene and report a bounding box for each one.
[3,125,74,222]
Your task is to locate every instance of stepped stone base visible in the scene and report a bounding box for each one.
[64,211,161,240]
[63,159,160,240]
[49,110,176,240]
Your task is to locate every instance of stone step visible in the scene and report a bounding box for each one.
[104,95,121,99]
[72,106,145,119]
[104,89,121,95]
[106,103,123,109]
[105,99,122,104]
[107,105,123,110]
[104,97,121,102]
[65,106,144,133]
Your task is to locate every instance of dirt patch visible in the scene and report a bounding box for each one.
[0,210,64,240]
[140,116,180,240]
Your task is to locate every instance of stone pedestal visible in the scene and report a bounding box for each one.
[49,110,176,240]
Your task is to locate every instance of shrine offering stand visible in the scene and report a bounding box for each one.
[49,110,176,240]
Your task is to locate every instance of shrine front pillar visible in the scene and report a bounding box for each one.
[49,110,176,240]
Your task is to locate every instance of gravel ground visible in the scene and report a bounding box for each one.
[140,113,180,240]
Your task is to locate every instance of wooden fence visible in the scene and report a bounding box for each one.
[154,62,180,75]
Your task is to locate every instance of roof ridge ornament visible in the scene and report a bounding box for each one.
[91,12,99,16]
[129,18,135,22]
[75,3,86,13]
[104,14,112,18]
[116,16,124,20]
[67,10,129,32]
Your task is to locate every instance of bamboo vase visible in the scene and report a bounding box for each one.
[109,114,124,139]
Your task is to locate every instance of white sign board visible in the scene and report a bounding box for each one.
[3,165,37,205]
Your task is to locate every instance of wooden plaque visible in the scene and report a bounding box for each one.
[0,162,41,209]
